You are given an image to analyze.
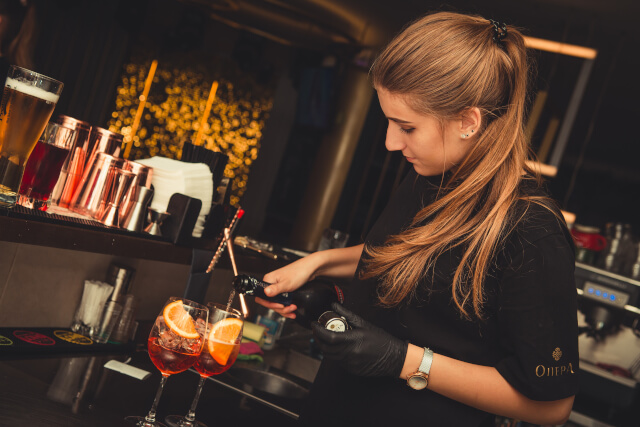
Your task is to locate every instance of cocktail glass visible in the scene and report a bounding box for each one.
[165,303,243,427]
[125,297,208,427]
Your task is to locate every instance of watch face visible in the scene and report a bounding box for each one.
[407,374,427,390]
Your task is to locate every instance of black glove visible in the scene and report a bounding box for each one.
[311,302,407,378]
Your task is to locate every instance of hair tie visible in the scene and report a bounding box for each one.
[488,19,508,44]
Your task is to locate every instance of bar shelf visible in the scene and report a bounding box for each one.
[0,205,215,265]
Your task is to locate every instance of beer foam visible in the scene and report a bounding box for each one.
[5,77,60,103]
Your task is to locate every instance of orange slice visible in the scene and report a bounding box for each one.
[208,318,243,365]
[163,300,199,339]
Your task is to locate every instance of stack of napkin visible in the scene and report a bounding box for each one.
[136,157,213,237]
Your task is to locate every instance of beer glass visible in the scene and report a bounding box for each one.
[17,122,76,211]
[0,66,63,208]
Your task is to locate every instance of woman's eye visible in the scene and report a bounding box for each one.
[399,127,414,134]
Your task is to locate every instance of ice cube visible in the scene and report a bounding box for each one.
[159,330,182,349]
[195,318,207,336]
[181,337,202,354]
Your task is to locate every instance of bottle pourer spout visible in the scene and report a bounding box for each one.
[225,228,249,319]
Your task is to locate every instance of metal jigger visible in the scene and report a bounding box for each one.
[99,169,135,228]
[122,186,154,232]
[144,208,170,236]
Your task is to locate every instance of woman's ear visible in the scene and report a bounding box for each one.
[459,107,482,139]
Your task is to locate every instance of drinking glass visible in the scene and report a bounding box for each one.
[0,65,63,208]
[17,122,76,211]
[165,303,243,427]
[126,297,209,427]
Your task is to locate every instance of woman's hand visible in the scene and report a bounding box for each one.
[255,245,365,319]
[312,303,408,377]
[255,255,321,318]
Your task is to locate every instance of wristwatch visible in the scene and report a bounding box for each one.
[406,347,433,390]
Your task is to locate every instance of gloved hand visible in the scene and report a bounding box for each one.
[311,302,407,377]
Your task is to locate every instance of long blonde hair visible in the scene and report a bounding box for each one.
[365,12,551,319]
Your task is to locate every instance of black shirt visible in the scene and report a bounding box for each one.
[301,169,579,426]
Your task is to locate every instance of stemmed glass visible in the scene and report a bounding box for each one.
[126,297,209,427]
[165,303,244,427]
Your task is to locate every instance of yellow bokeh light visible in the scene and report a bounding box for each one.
[108,60,273,207]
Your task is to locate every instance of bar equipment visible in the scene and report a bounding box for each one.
[70,280,114,337]
[232,274,344,328]
[576,262,640,338]
[50,115,91,208]
[205,208,244,273]
[225,227,250,319]
[68,128,124,217]
[121,160,153,225]
[84,127,123,171]
[109,294,138,344]
[122,185,154,232]
[17,122,76,211]
[98,167,135,228]
[70,153,124,218]
[0,66,63,208]
[93,264,135,343]
[92,299,123,343]
[145,208,170,236]
[575,262,640,424]
[106,263,135,302]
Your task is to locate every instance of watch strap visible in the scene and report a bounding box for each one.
[418,347,433,375]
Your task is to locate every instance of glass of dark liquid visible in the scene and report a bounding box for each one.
[17,122,76,211]
[0,66,63,208]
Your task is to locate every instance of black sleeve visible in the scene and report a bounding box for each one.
[494,218,579,401]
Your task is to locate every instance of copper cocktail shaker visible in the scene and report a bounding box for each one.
[69,128,124,217]
[49,115,92,208]
[70,153,125,218]
[84,127,123,172]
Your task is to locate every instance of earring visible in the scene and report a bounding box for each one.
[461,133,469,139]
[471,129,475,134]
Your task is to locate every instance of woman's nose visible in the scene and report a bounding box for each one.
[385,128,404,152]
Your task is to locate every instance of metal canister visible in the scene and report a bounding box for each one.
[120,160,153,224]
[83,127,123,172]
[50,115,92,207]
[69,153,124,218]
[106,263,135,303]
[318,311,350,332]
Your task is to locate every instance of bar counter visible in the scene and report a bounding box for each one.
[0,348,302,426]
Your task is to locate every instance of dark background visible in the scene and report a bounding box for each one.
[26,0,640,249]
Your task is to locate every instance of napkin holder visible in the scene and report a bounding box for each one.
[161,193,202,245]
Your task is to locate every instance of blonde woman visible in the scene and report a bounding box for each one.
[257,12,578,427]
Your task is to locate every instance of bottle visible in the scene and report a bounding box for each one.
[255,309,286,350]
[232,274,345,328]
